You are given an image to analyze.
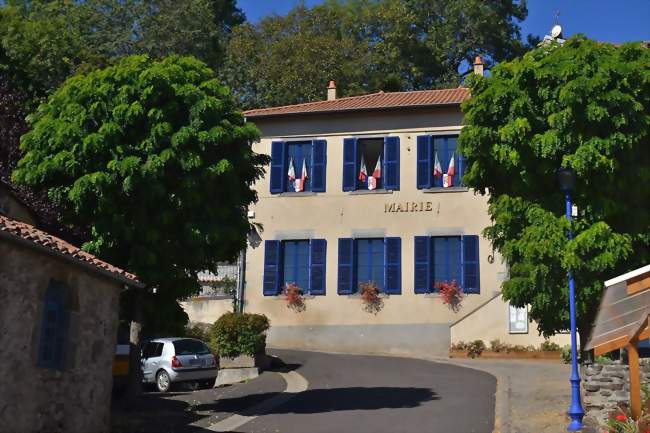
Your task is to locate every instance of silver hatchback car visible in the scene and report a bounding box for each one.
[141,338,218,392]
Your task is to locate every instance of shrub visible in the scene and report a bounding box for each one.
[540,340,561,351]
[211,312,270,358]
[595,353,618,364]
[561,345,572,364]
[450,341,468,351]
[467,340,486,358]
[489,339,507,353]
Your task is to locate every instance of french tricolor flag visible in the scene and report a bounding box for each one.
[287,157,296,187]
[434,152,443,179]
[295,158,308,192]
[358,155,368,183]
[443,153,455,187]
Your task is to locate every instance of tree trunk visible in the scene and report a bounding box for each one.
[126,289,144,403]
[578,327,594,364]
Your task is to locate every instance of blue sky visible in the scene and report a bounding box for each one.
[238,0,650,44]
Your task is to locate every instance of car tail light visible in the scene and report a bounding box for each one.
[171,356,182,368]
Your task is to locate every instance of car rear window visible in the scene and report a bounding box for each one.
[173,339,210,355]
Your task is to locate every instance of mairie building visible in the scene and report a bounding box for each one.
[183,64,569,357]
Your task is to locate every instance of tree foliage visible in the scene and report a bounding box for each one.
[459,37,650,342]
[13,55,268,306]
[0,75,77,238]
[223,0,533,109]
[0,0,245,109]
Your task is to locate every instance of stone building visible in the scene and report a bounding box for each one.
[0,214,142,433]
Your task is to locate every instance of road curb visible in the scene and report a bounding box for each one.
[204,369,309,432]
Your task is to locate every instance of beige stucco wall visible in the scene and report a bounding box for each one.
[0,239,121,433]
[181,298,233,325]
[229,106,518,357]
[450,294,571,347]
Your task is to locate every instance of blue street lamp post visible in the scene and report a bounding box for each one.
[557,167,585,431]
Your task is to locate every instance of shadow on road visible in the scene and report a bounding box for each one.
[196,386,439,415]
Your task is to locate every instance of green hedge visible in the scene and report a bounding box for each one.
[210,312,270,358]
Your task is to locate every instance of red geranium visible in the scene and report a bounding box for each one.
[359,281,384,315]
[435,280,464,312]
[284,282,306,312]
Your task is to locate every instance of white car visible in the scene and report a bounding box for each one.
[141,338,218,392]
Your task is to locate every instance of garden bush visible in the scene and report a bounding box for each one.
[450,341,468,351]
[489,339,507,353]
[210,312,270,358]
[540,340,561,351]
[467,340,486,358]
[561,345,572,364]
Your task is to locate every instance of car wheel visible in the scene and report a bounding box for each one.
[156,370,171,393]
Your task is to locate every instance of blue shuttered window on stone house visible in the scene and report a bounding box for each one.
[263,239,327,295]
[342,137,400,191]
[413,235,480,294]
[269,140,327,193]
[337,237,401,295]
[416,135,465,189]
[37,279,69,370]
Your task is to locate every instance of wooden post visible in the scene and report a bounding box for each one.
[628,336,642,420]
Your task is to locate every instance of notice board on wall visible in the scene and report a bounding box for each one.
[509,304,528,334]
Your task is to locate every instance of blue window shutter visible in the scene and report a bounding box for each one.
[263,240,282,295]
[38,280,67,370]
[416,135,431,189]
[337,238,354,294]
[309,239,326,295]
[462,235,480,294]
[342,138,357,191]
[270,141,286,194]
[414,236,430,294]
[383,136,400,190]
[384,237,401,294]
[311,140,327,192]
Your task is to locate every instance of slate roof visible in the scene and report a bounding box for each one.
[0,214,142,286]
[243,87,469,118]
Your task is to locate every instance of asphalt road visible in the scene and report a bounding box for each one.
[114,349,497,433]
[227,349,496,433]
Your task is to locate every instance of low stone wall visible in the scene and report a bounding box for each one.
[582,360,650,431]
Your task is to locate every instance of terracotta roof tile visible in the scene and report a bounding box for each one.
[0,214,141,285]
[244,87,469,118]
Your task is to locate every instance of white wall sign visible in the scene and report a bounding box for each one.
[509,304,528,334]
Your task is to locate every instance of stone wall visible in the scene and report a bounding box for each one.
[0,240,121,433]
[582,359,650,431]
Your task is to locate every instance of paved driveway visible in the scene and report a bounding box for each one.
[227,349,496,433]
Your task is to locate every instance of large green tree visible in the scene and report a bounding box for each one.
[13,54,267,337]
[459,37,650,347]
[0,0,245,109]
[223,0,533,109]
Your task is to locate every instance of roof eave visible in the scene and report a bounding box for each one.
[0,229,145,288]
[244,102,465,120]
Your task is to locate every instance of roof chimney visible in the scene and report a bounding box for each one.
[473,56,484,77]
[327,80,337,101]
